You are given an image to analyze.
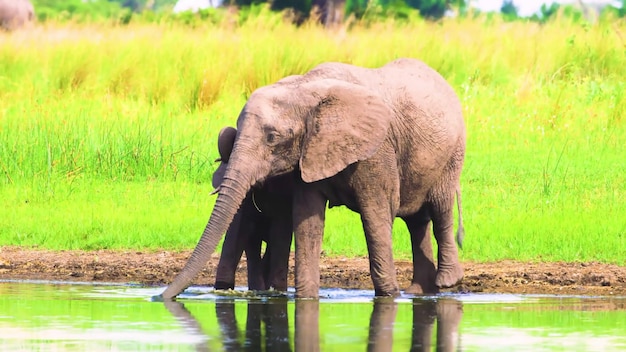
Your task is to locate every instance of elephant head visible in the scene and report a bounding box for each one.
[157,77,393,300]
[211,124,293,291]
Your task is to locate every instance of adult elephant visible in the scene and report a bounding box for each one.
[212,126,293,291]
[0,0,34,31]
[157,58,465,300]
[212,125,440,294]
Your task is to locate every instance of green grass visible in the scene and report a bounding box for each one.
[0,15,625,264]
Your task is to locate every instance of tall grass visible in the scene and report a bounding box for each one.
[0,14,624,264]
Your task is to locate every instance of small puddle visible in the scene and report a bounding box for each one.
[1,280,626,351]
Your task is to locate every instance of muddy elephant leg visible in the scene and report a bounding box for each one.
[294,186,326,299]
[214,212,246,290]
[403,210,438,294]
[246,218,269,290]
[246,241,265,290]
[430,191,463,288]
[359,203,399,296]
[351,150,400,296]
[261,242,271,288]
[264,218,293,291]
[360,216,399,296]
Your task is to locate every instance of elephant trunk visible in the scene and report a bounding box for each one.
[157,168,252,300]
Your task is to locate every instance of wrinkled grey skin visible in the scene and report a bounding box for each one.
[157,58,465,300]
[213,127,440,294]
[212,126,293,291]
[0,0,34,31]
[213,127,438,294]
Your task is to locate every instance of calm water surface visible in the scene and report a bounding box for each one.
[1,280,625,351]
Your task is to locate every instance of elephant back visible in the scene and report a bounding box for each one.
[0,0,35,31]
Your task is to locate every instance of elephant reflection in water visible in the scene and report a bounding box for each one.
[368,298,398,352]
[218,299,322,352]
[368,297,463,352]
[163,299,292,352]
[411,298,463,352]
[162,297,463,351]
[163,300,211,352]
[216,299,291,352]
[163,299,320,352]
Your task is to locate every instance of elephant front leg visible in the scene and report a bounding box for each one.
[294,187,326,299]
[214,212,246,290]
[246,235,266,290]
[246,217,270,290]
[265,219,293,291]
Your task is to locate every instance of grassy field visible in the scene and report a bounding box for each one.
[0,14,624,264]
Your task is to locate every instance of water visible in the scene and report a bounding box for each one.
[1,280,626,351]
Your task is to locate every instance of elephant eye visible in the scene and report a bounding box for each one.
[266,131,279,145]
[263,126,286,146]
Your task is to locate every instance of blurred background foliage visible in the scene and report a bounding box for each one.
[30,0,626,26]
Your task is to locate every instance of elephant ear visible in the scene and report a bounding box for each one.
[212,162,227,189]
[217,127,237,162]
[299,79,393,183]
[212,127,237,189]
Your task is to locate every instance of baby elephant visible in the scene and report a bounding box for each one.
[212,127,294,291]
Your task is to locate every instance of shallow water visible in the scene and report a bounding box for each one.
[1,280,626,351]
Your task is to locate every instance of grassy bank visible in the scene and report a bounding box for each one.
[1,15,624,264]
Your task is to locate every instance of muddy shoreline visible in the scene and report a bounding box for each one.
[1,246,625,296]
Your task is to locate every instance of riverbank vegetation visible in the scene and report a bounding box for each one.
[1,14,624,264]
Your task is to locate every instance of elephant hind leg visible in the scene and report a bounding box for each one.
[402,210,438,294]
[358,203,400,297]
[429,188,463,288]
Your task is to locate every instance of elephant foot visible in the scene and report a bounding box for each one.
[404,281,439,295]
[214,281,235,290]
[374,287,401,297]
[296,279,325,298]
[269,283,288,292]
[266,275,288,292]
[435,263,464,288]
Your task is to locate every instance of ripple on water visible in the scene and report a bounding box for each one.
[1,280,626,351]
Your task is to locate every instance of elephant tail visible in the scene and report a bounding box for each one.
[455,188,464,249]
